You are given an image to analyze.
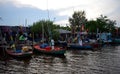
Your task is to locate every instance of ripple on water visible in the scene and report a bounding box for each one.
[0,45,120,74]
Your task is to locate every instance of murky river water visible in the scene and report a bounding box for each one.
[0,45,120,74]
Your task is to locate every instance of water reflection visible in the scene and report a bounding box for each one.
[0,45,120,74]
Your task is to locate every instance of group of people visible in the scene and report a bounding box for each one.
[40,39,55,50]
[67,32,98,46]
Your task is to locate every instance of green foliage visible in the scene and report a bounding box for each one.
[30,20,55,39]
[30,20,71,41]
[69,11,87,31]
[52,30,60,41]
[96,15,116,32]
[85,15,116,33]
[30,20,52,35]
[69,11,116,33]
[86,20,98,32]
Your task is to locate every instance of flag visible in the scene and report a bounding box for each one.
[10,36,13,41]
[81,24,84,31]
[86,29,89,32]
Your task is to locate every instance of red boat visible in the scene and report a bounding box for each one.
[33,44,66,55]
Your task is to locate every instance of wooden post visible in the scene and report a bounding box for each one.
[32,32,34,45]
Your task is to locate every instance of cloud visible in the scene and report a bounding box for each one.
[0,0,120,26]
[57,0,120,17]
[9,0,95,10]
[54,19,69,26]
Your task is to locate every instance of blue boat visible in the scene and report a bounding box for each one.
[97,32,113,44]
[113,38,120,44]
[67,43,93,49]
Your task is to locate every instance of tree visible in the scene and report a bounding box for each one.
[105,20,116,32]
[96,15,116,32]
[85,15,116,33]
[86,20,98,33]
[96,15,108,32]
[69,11,87,32]
[30,20,61,41]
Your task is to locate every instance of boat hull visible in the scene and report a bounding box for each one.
[67,44,93,49]
[113,38,120,44]
[67,43,102,50]
[33,44,66,55]
[6,49,33,58]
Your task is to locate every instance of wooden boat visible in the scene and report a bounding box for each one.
[33,44,66,55]
[5,45,33,58]
[67,43,92,49]
[112,38,120,44]
[67,42,101,50]
[97,32,113,44]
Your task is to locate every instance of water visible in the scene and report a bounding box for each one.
[0,45,120,74]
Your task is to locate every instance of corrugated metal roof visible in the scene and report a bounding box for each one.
[55,29,71,34]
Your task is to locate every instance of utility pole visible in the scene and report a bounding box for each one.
[25,19,27,32]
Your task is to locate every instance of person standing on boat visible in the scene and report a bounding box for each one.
[51,39,54,50]
[79,37,83,46]
[78,33,83,46]
[19,34,27,44]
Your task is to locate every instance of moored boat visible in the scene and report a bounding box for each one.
[67,43,92,49]
[67,41,102,50]
[5,45,33,58]
[33,44,66,55]
[97,32,113,44]
[112,38,120,44]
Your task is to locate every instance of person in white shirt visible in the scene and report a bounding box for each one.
[51,39,54,50]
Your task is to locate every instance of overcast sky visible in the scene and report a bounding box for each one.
[0,0,120,27]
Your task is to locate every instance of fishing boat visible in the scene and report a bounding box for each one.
[67,32,102,50]
[32,1,66,56]
[112,38,120,44]
[67,43,92,49]
[67,42,101,50]
[97,32,113,44]
[5,45,33,58]
[32,20,66,55]
[33,43,66,55]
[32,22,66,55]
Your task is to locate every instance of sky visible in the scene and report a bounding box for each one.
[0,0,120,27]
